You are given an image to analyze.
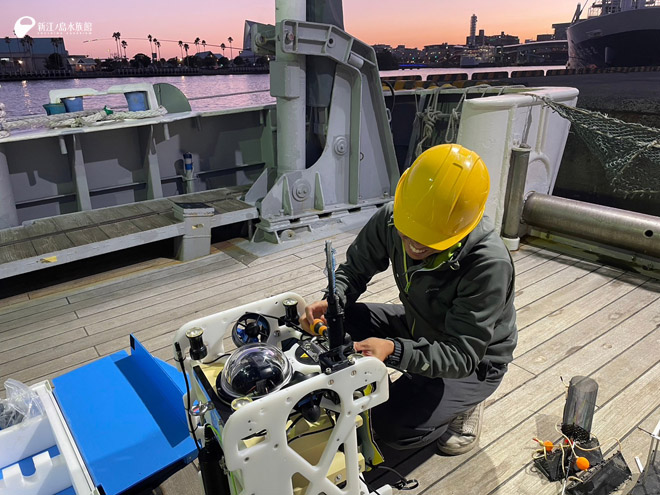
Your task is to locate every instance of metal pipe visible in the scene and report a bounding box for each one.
[274,0,306,176]
[522,193,660,258]
[501,146,531,244]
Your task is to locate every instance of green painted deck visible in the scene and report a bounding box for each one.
[0,232,658,494]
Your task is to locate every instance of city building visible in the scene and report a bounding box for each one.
[500,40,569,65]
[469,14,478,46]
[0,37,69,73]
[68,56,96,72]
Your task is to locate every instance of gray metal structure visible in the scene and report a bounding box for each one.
[246,8,399,242]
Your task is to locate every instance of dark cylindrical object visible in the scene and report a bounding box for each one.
[523,193,660,258]
[283,297,299,324]
[185,327,208,361]
[562,376,599,443]
[502,146,531,240]
[199,425,231,495]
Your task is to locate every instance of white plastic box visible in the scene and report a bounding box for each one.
[0,382,97,495]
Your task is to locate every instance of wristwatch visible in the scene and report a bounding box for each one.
[384,338,403,367]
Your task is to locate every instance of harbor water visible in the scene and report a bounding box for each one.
[0,66,563,117]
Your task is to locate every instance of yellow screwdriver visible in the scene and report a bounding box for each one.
[311,318,328,337]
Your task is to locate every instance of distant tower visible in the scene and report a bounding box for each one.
[469,14,478,46]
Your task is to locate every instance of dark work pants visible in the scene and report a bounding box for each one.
[344,302,507,450]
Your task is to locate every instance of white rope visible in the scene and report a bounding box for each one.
[0,105,168,136]
[49,106,167,128]
[0,102,8,139]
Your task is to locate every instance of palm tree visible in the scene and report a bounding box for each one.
[50,38,62,69]
[194,37,200,53]
[112,32,121,59]
[178,40,183,62]
[4,37,13,69]
[183,43,189,65]
[121,40,128,59]
[22,35,34,71]
[147,34,153,61]
[228,36,233,58]
[220,42,226,56]
[202,40,206,52]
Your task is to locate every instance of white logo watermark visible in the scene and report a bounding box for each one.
[14,16,36,38]
[13,16,93,37]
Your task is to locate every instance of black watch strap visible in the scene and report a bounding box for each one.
[385,338,403,367]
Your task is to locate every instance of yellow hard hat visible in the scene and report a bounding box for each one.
[393,144,490,251]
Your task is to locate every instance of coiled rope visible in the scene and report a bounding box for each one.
[0,104,168,137]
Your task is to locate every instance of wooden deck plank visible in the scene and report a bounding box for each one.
[0,226,30,244]
[0,257,243,346]
[129,212,180,231]
[30,233,75,255]
[0,240,38,263]
[0,257,176,314]
[73,257,242,318]
[515,279,660,375]
[0,312,81,352]
[515,255,580,290]
[0,297,70,325]
[515,259,611,309]
[508,244,543,262]
[0,348,99,387]
[97,219,143,238]
[141,199,174,213]
[82,260,321,338]
[50,212,97,231]
[514,271,648,356]
[22,218,60,237]
[516,265,623,329]
[66,252,231,304]
[90,263,324,356]
[512,249,563,275]
[79,255,303,329]
[65,226,110,247]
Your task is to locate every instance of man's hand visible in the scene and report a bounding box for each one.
[300,300,329,334]
[353,337,394,362]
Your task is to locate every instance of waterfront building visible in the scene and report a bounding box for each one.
[501,40,569,65]
[0,37,69,73]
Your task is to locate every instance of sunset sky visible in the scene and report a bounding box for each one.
[2,0,584,59]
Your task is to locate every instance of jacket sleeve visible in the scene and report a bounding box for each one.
[332,206,392,306]
[397,257,514,378]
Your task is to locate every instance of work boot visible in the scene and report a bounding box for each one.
[436,402,484,455]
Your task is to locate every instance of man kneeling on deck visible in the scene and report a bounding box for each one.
[301,144,517,455]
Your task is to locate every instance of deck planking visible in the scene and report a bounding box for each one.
[0,232,658,494]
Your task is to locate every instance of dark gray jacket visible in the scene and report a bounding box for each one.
[334,203,517,379]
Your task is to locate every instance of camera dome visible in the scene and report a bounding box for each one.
[218,343,292,399]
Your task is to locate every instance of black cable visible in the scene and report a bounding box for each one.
[286,414,304,435]
[287,426,334,444]
[360,474,382,495]
[260,313,306,334]
[365,462,419,491]
[202,353,230,364]
[175,342,202,453]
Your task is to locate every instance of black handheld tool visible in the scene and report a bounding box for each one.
[318,240,354,374]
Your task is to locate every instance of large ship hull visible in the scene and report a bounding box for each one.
[567,7,660,68]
